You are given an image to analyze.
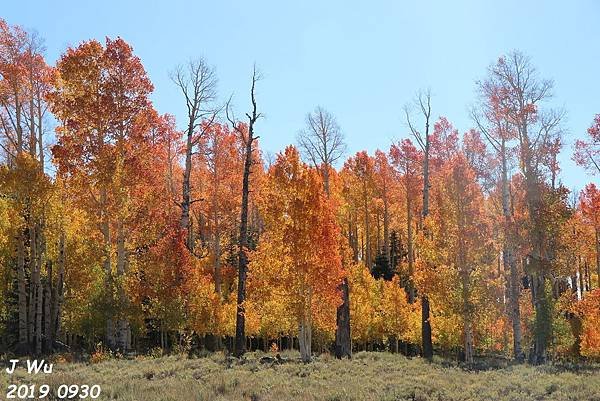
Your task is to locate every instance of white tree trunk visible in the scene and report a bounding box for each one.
[298,316,312,363]
[17,232,28,348]
[116,222,130,350]
[34,222,45,355]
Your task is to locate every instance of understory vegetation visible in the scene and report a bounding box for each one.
[3,352,600,401]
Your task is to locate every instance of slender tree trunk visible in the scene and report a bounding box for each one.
[349,214,359,263]
[212,181,222,296]
[44,261,52,352]
[29,97,36,157]
[348,218,358,262]
[354,217,359,262]
[406,186,415,303]
[458,244,473,363]
[15,92,23,152]
[585,261,591,292]
[35,268,43,355]
[52,232,65,347]
[376,211,381,254]
[322,164,330,197]
[17,231,28,350]
[214,226,222,296]
[383,194,390,263]
[181,123,194,250]
[232,69,260,358]
[115,221,130,350]
[100,188,114,348]
[578,258,584,299]
[364,189,371,269]
[298,315,312,363]
[234,129,253,357]
[28,223,37,345]
[421,144,433,360]
[422,147,430,216]
[35,221,45,355]
[500,143,524,362]
[37,93,44,169]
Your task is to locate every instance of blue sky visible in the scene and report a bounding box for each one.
[4,0,599,190]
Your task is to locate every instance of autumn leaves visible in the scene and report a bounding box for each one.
[1,17,600,363]
[250,147,343,362]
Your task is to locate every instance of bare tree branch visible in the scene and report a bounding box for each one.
[297,106,346,170]
[170,58,219,252]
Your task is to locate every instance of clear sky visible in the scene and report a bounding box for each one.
[4,0,599,190]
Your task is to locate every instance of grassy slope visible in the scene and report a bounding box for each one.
[2,352,599,401]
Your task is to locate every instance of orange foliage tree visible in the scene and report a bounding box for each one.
[48,37,174,350]
[576,289,600,357]
[250,146,343,362]
[580,184,600,289]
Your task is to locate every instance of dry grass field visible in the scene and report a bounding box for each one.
[2,352,599,401]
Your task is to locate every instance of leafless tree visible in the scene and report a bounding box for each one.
[226,65,262,358]
[170,58,220,252]
[297,106,346,195]
[404,88,433,360]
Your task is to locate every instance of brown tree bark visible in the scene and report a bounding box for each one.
[335,278,352,358]
[228,67,261,358]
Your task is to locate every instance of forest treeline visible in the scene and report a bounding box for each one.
[0,19,599,364]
